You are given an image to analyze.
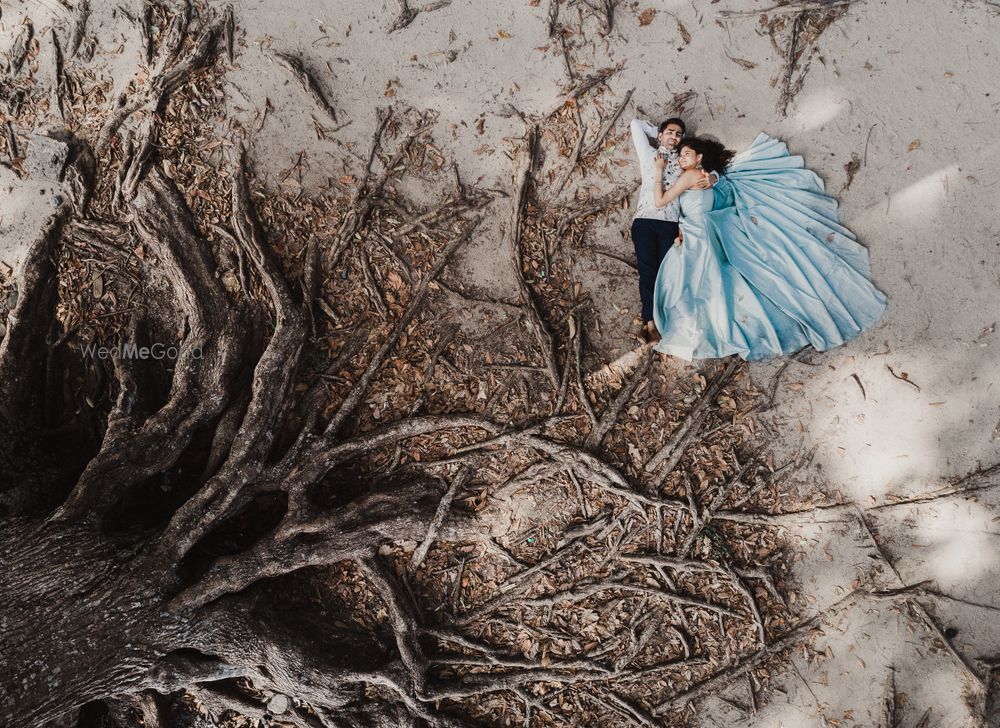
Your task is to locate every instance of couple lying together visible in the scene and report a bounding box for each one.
[628,116,886,361]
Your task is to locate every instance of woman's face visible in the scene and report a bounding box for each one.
[678,146,702,170]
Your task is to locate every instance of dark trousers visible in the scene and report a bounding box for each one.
[631,218,678,324]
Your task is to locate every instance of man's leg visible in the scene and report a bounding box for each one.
[658,221,679,264]
[631,218,659,339]
[645,221,678,341]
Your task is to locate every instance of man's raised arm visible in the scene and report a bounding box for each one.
[630,118,658,167]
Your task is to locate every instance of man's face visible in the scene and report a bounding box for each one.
[658,123,684,150]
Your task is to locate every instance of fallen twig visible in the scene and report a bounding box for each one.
[720,1,854,17]
[389,0,452,33]
[644,359,740,483]
[757,346,812,412]
[552,118,587,198]
[582,87,633,158]
[886,364,920,392]
[556,181,638,237]
[268,50,339,123]
[411,467,471,571]
[543,63,624,119]
[583,349,651,451]
[850,372,866,400]
[577,0,619,35]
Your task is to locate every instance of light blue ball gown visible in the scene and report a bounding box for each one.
[651,133,887,361]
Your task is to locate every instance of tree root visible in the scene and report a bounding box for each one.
[509,124,562,394]
[644,359,740,489]
[97,7,229,153]
[584,348,652,451]
[55,167,248,522]
[0,208,69,433]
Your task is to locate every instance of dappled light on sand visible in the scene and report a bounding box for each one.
[889,164,960,223]
[924,508,999,593]
[788,88,843,132]
[891,497,1000,595]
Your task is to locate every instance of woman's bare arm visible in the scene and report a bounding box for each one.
[653,168,703,209]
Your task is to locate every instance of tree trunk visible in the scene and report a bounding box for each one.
[0,522,171,725]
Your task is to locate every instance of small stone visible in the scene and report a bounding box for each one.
[267,694,289,714]
[221,270,240,294]
[51,195,63,207]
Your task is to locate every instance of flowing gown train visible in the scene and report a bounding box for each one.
[652,133,887,361]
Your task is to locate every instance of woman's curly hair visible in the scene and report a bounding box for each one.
[678,136,735,175]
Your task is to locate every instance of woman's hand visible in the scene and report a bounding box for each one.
[654,154,666,172]
[675,229,684,247]
[691,170,714,190]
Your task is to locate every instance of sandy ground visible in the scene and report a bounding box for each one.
[3,0,1000,724]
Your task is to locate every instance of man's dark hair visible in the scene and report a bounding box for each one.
[658,117,686,134]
